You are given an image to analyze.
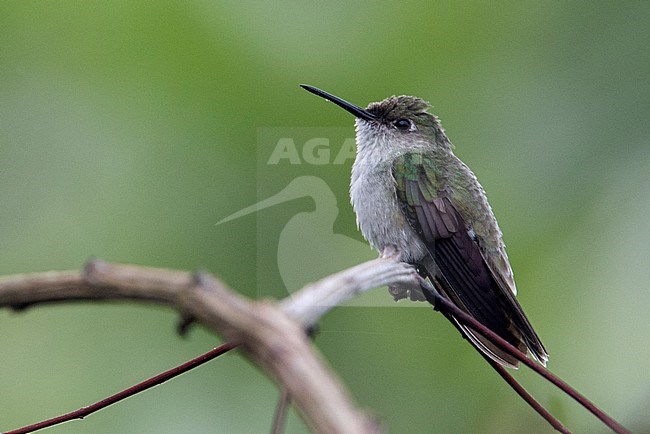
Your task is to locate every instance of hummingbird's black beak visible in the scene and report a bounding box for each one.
[300,84,376,121]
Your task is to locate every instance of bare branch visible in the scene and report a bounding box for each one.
[0,260,383,434]
[280,257,418,326]
[0,258,630,434]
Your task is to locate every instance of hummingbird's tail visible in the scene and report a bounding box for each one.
[418,256,546,369]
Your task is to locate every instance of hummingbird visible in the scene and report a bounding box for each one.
[300,84,548,368]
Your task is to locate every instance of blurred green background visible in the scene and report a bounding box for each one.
[1,1,649,433]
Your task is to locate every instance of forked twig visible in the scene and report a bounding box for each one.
[483,355,571,433]
[419,279,630,434]
[0,260,630,434]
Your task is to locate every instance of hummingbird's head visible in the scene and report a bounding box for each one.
[300,85,450,153]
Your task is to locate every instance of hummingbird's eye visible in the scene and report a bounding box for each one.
[394,118,413,131]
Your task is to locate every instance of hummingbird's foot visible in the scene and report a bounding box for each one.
[380,245,401,260]
[388,285,427,302]
[388,263,427,302]
[388,285,409,301]
[176,313,196,337]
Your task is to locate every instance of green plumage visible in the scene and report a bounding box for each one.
[301,84,548,368]
[392,151,547,367]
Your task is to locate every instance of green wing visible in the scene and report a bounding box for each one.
[393,153,547,367]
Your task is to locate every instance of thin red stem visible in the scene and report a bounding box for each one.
[420,280,630,434]
[5,342,238,434]
[483,354,571,433]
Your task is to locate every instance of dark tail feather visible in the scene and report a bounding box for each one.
[419,256,528,368]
